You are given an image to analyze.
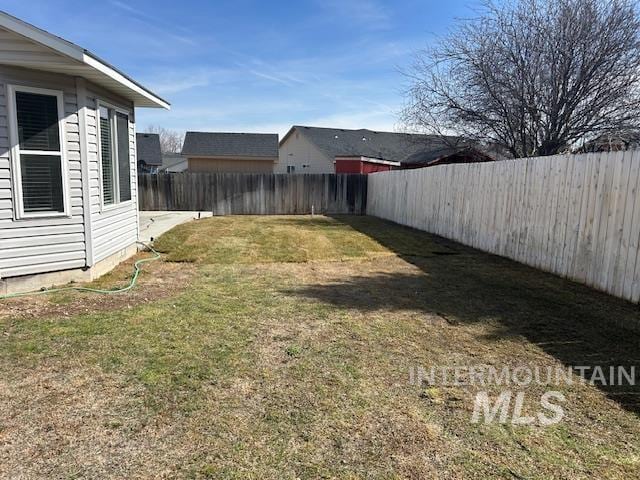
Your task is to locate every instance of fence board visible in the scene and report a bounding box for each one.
[138,173,367,215]
[621,152,640,299]
[367,150,640,303]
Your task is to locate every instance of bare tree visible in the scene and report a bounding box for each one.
[145,125,185,153]
[402,0,640,158]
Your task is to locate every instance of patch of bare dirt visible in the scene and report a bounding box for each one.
[0,256,195,320]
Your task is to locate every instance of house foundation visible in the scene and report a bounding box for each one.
[0,244,138,296]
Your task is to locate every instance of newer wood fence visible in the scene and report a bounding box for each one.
[367,150,640,303]
[138,173,367,215]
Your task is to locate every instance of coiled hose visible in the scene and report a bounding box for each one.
[0,242,161,300]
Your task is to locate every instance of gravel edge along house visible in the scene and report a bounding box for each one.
[0,11,169,294]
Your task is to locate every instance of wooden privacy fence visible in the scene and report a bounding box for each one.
[138,173,368,215]
[367,150,640,303]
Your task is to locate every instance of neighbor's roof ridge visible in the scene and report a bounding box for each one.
[284,125,470,164]
[185,130,278,136]
[182,131,279,158]
[291,125,452,138]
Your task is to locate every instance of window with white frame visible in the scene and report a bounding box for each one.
[98,104,131,206]
[8,85,68,218]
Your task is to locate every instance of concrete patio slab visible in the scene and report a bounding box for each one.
[139,211,213,244]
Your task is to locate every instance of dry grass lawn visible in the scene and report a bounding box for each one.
[1,215,639,479]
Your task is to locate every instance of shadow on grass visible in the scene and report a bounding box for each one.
[291,215,640,415]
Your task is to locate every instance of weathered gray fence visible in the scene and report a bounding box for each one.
[138,173,367,215]
[368,150,640,303]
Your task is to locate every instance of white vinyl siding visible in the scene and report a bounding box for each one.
[0,65,85,278]
[276,130,335,174]
[0,21,146,281]
[86,86,138,263]
[0,63,139,278]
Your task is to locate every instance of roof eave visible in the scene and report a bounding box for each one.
[279,126,298,146]
[82,52,170,109]
[0,11,169,110]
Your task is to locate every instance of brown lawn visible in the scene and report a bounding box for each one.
[0,215,639,479]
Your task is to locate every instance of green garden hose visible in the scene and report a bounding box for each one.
[0,242,161,300]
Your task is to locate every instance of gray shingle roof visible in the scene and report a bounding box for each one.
[182,132,279,158]
[136,133,162,165]
[289,126,478,165]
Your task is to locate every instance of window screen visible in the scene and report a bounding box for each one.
[116,112,131,202]
[20,154,64,212]
[100,106,115,205]
[99,106,131,205]
[16,91,60,151]
[13,90,65,214]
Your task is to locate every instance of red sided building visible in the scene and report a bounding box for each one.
[334,156,401,174]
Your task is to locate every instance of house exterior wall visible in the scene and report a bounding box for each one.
[0,64,138,281]
[161,154,187,173]
[164,160,187,173]
[187,157,276,173]
[276,130,334,174]
[361,162,393,174]
[83,81,138,263]
[334,159,364,174]
[0,65,86,278]
[335,159,395,174]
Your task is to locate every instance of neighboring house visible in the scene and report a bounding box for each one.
[159,153,188,173]
[277,126,493,174]
[402,146,493,168]
[0,12,168,294]
[181,132,279,173]
[576,131,640,153]
[136,133,162,173]
[334,156,400,174]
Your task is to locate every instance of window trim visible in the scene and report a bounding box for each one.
[96,100,132,211]
[7,84,70,220]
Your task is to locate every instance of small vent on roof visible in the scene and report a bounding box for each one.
[362,137,367,141]
[334,135,339,139]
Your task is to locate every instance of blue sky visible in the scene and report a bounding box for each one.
[3,0,478,137]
